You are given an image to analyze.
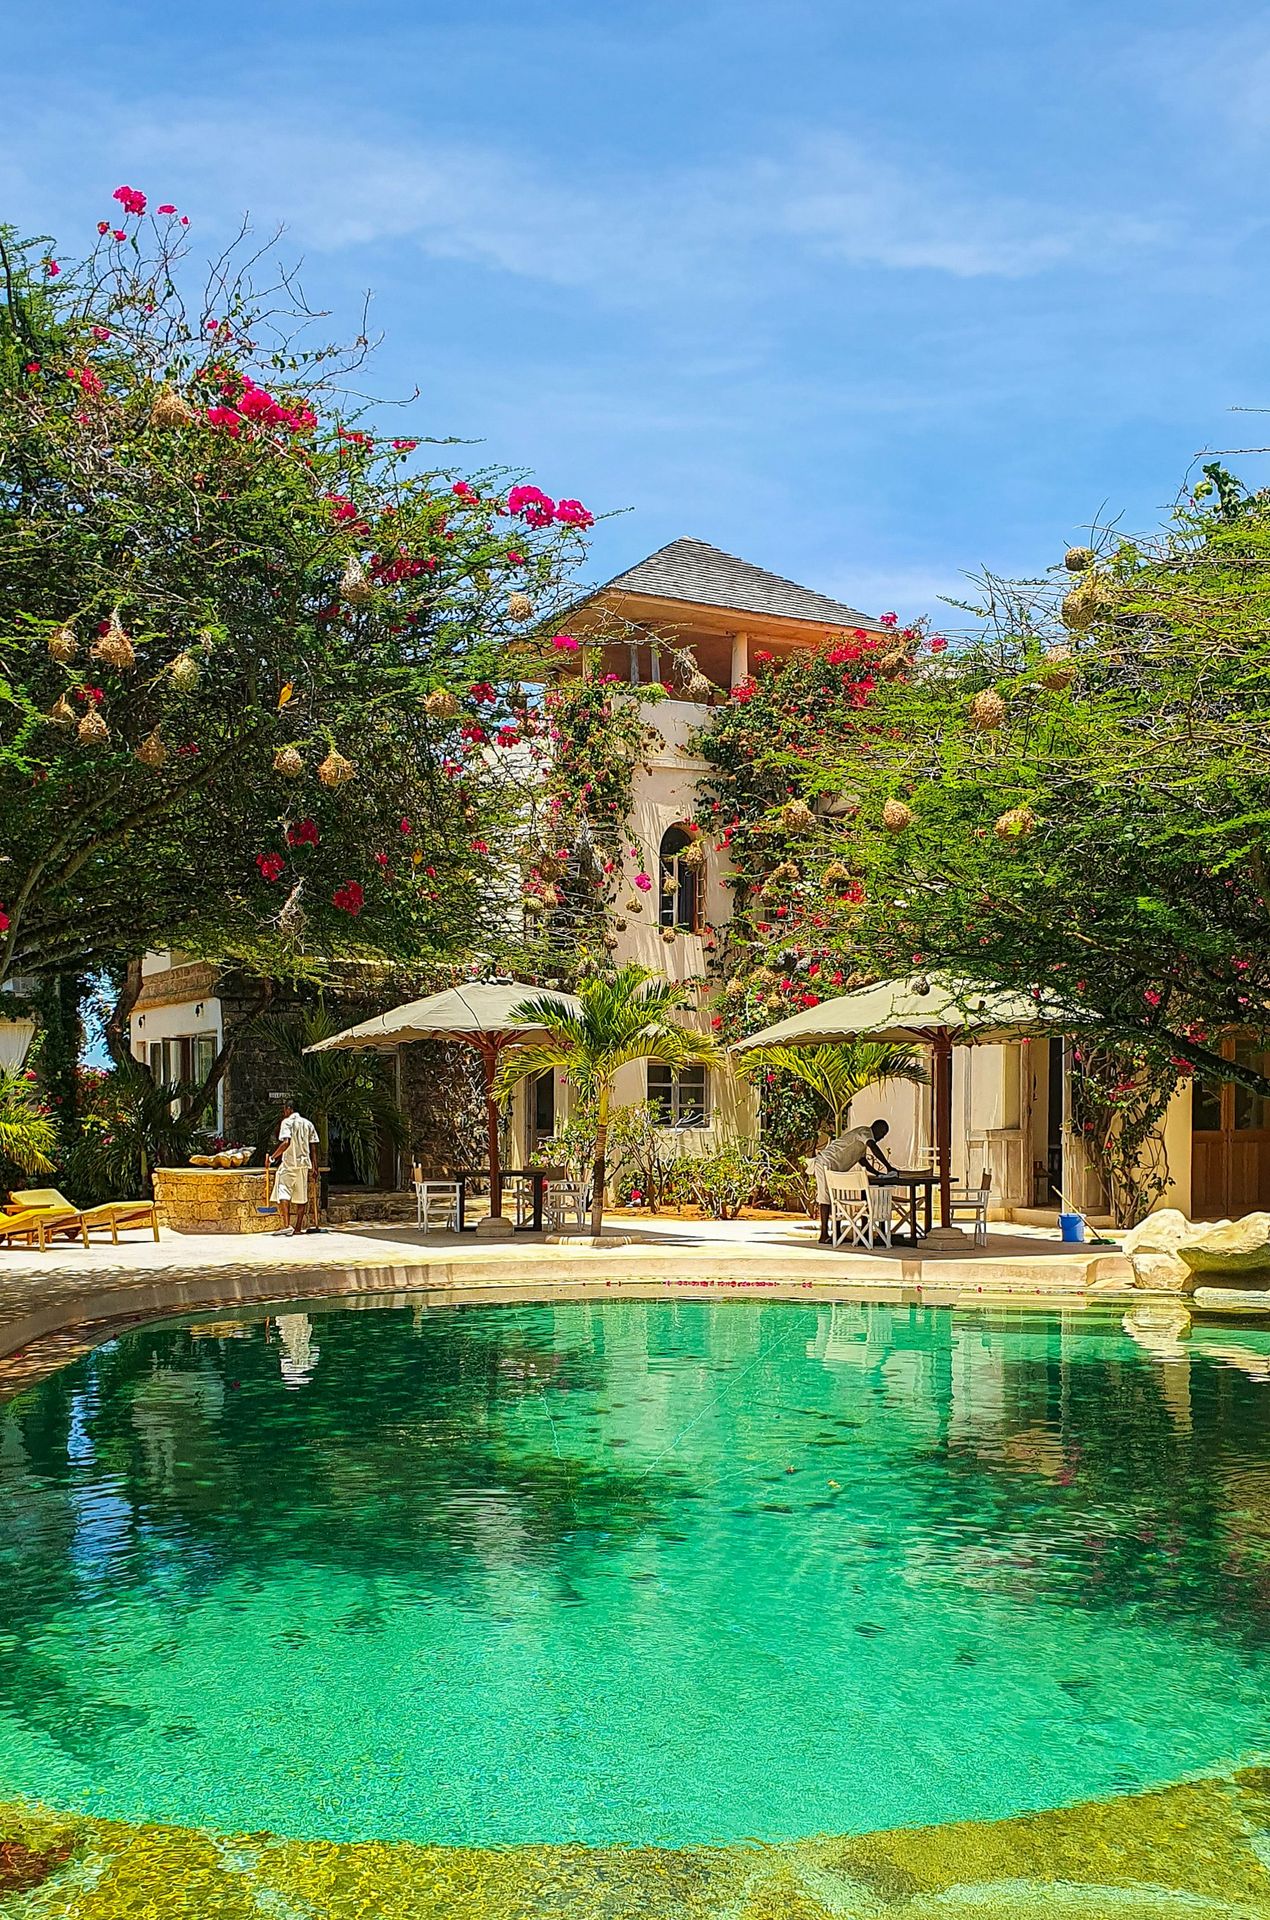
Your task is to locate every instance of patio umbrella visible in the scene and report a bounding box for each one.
[733,975,1086,1238]
[305,981,582,1229]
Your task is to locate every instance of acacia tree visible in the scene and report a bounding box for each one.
[720,468,1270,1129]
[0,190,594,991]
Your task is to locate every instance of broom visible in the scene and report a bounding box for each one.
[257,1158,278,1217]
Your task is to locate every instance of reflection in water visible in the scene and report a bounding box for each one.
[0,1298,1268,1850]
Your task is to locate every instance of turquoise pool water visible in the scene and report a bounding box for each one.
[1,1298,1268,1848]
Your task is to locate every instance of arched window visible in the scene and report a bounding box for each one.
[659,825,703,932]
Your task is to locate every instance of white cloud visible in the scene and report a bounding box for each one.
[1,99,1166,302]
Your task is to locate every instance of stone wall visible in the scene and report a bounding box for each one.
[153,1167,277,1234]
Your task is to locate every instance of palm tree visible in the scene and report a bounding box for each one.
[260,1007,405,1182]
[739,1041,926,1139]
[497,965,718,1238]
[0,1069,56,1174]
[74,1055,196,1199]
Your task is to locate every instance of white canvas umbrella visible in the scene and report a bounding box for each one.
[305,981,581,1226]
[734,975,1089,1235]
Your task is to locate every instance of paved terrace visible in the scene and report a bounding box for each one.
[0,1215,1140,1394]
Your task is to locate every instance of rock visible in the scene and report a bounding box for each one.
[1120,1208,1198,1291]
[1179,1212,1270,1288]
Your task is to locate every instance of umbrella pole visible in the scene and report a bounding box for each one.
[934,1028,954,1233]
[480,1040,503,1219]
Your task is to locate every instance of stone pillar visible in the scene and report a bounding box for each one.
[730,631,749,688]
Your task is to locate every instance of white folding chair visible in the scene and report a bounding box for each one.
[414,1178,460,1232]
[825,1172,870,1247]
[545,1178,587,1230]
[949,1172,991,1246]
[865,1183,894,1249]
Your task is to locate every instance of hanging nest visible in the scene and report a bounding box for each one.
[339,556,373,607]
[603,930,619,951]
[150,385,197,429]
[507,590,533,622]
[661,872,678,894]
[318,747,355,788]
[135,729,167,769]
[660,926,677,943]
[685,671,713,701]
[1038,645,1074,691]
[535,852,563,881]
[882,798,913,833]
[77,708,109,747]
[426,688,459,720]
[169,651,201,690]
[614,917,627,932]
[994,805,1037,840]
[91,609,135,670]
[273,745,304,777]
[522,894,545,918]
[725,977,746,997]
[680,839,707,872]
[48,693,77,728]
[771,859,800,884]
[780,799,815,833]
[623,896,643,914]
[1060,572,1105,632]
[48,622,77,663]
[1064,545,1096,573]
[822,860,852,887]
[969,689,1006,731]
[540,884,561,908]
[878,649,907,678]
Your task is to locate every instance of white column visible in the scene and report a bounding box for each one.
[730,630,749,687]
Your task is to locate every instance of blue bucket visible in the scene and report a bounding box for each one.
[1058,1213,1086,1244]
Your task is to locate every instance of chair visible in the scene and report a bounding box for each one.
[7,1188,160,1246]
[825,1172,870,1247]
[413,1176,460,1232]
[545,1178,588,1230]
[948,1171,991,1247]
[0,1205,85,1251]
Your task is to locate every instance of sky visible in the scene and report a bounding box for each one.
[5,0,1270,629]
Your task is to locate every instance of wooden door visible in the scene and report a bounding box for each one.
[1191,1036,1270,1218]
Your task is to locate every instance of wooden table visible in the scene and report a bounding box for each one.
[868,1170,936,1245]
[450,1168,557,1233]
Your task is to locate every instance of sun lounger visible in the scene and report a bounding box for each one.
[6,1187,161,1246]
[0,1205,86,1250]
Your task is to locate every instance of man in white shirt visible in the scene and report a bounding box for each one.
[268,1102,321,1236]
[812,1119,893,1242]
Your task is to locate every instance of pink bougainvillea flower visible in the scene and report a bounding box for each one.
[180,215,190,226]
[550,633,580,652]
[97,221,110,235]
[507,483,556,528]
[399,818,412,835]
[332,881,364,915]
[158,203,177,215]
[91,326,111,342]
[1144,987,1162,1008]
[470,838,490,855]
[44,260,59,277]
[507,549,524,566]
[469,682,497,703]
[205,406,242,435]
[113,185,147,216]
[286,818,319,848]
[23,361,40,374]
[0,904,8,933]
[112,230,126,242]
[554,498,594,528]
[256,852,286,882]
[373,851,390,869]
[880,611,898,627]
[391,438,418,452]
[451,479,477,500]
[930,635,948,652]
[634,872,653,891]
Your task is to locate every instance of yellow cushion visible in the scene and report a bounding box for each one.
[8,1188,74,1213]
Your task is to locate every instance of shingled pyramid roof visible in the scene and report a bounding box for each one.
[595,537,881,630]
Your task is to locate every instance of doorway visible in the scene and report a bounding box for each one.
[525,1069,556,1158]
[1191,1036,1270,1218]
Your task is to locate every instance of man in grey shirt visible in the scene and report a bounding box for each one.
[813,1120,893,1242]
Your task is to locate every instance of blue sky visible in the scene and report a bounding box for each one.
[5,0,1269,627]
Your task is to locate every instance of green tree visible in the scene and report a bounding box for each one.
[0,1068,56,1173]
[0,197,592,988]
[739,1041,926,1138]
[257,1007,406,1181]
[496,965,718,1237]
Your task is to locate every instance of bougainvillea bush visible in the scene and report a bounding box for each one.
[0,191,594,989]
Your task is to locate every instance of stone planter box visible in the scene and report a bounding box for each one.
[153,1166,277,1235]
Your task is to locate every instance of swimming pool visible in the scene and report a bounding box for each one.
[1,1297,1268,1861]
